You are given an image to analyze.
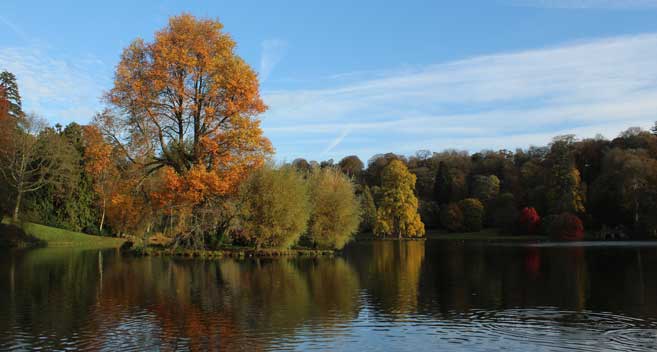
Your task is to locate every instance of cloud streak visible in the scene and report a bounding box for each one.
[259,39,288,83]
[262,32,657,161]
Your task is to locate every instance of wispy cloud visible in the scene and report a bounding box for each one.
[0,15,30,42]
[510,0,657,9]
[0,47,111,124]
[323,127,353,155]
[259,39,288,83]
[262,32,657,161]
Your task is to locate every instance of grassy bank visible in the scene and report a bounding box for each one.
[1,219,125,248]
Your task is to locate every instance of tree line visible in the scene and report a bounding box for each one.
[2,14,657,250]
[305,127,657,240]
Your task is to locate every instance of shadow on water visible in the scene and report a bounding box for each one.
[2,240,657,350]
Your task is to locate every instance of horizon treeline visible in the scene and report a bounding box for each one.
[323,126,657,240]
[2,14,657,249]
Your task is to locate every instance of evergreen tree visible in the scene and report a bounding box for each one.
[546,136,586,215]
[0,71,22,118]
[434,161,453,205]
[359,185,377,233]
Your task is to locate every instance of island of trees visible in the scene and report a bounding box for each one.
[2,14,657,253]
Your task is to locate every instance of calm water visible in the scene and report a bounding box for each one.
[2,240,657,351]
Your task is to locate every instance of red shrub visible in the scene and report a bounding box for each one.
[548,213,584,241]
[518,207,541,235]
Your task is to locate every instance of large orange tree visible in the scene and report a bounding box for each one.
[95,14,272,243]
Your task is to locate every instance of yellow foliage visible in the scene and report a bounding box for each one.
[374,160,425,237]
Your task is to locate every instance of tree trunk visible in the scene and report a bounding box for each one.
[99,198,106,232]
[12,191,22,222]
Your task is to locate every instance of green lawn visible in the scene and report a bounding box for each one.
[5,220,125,248]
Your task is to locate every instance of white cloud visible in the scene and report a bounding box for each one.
[511,0,657,9]
[0,47,111,124]
[261,32,657,161]
[259,39,288,83]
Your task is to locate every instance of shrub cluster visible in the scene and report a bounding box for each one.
[237,166,360,250]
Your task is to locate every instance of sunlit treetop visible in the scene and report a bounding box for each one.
[97,14,273,206]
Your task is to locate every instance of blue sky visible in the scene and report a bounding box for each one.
[2,0,657,162]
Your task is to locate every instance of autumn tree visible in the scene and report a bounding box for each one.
[307,168,360,249]
[338,155,364,178]
[518,207,541,235]
[440,203,463,232]
[374,160,425,238]
[82,125,120,232]
[292,158,312,172]
[548,213,584,241]
[98,14,272,241]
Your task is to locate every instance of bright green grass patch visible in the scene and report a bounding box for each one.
[11,221,125,248]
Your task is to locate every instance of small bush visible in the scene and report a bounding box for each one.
[458,198,485,232]
[548,213,584,241]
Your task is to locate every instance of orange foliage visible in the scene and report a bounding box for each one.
[94,14,272,236]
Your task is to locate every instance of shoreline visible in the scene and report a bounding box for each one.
[133,246,336,259]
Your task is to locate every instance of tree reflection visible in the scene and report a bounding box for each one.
[4,242,657,350]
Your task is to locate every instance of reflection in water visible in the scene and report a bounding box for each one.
[2,241,657,350]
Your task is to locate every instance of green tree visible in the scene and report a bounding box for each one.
[545,136,585,215]
[307,168,360,249]
[491,192,518,233]
[359,185,377,233]
[458,198,485,232]
[418,200,441,229]
[24,123,98,232]
[374,160,425,238]
[471,174,500,202]
[434,161,453,205]
[592,148,657,236]
[238,166,310,248]
[0,114,75,221]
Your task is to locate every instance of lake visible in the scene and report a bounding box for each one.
[2,240,657,351]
